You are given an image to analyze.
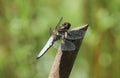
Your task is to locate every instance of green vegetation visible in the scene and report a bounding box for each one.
[0,0,120,78]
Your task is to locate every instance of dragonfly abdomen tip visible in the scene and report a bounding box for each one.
[36,56,40,60]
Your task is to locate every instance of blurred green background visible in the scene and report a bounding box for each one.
[0,0,120,78]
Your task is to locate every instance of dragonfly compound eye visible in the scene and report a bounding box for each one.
[63,22,71,29]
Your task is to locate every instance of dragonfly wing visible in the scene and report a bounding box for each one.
[65,30,85,40]
[61,39,75,51]
[36,36,54,59]
[55,17,63,29]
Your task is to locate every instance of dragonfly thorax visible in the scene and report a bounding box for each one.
[52,22,71,41]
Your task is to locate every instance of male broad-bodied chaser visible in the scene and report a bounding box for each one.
[36,17,85,59]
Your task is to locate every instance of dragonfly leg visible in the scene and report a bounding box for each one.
[64,31,70,39]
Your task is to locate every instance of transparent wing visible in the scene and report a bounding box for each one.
[36,37,54,59]
[65,30,85,40]
[49,27,53,36]
[55,17,63,29]
[61,39,75,51]
[53,40,61,49]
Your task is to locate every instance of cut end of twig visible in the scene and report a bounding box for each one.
[71,24,88,31]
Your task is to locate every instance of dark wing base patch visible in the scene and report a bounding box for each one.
[61,39,75,51]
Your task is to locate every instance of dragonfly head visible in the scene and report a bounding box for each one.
[63,22,71,30]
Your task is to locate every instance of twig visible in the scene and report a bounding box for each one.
[48,24,88,78]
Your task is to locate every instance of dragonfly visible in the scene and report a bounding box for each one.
[36,17,85,59]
